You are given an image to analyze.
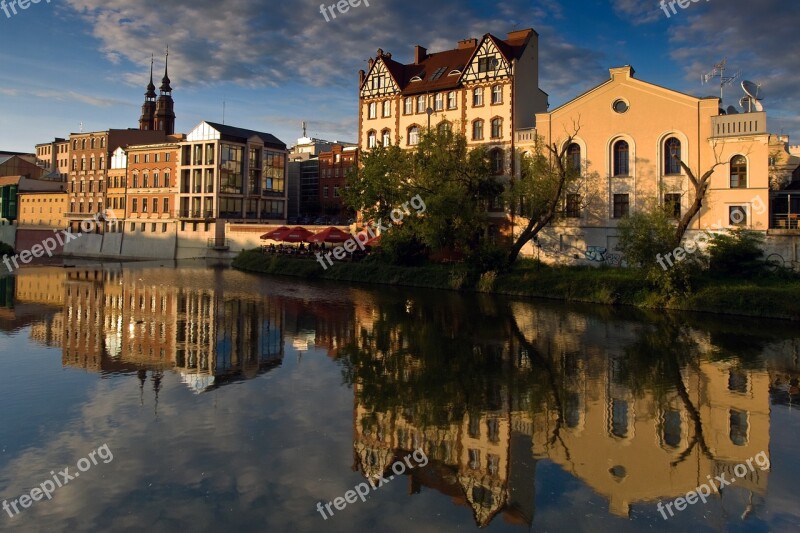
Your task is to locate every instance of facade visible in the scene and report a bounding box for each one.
[125,140,182,236]
[288,137,344,218]
[17,191,68,229]
[358,28,547,171]
[318,144,358,216]
[66,129,167,233]
[34,138,69,180]
[107,147,128,231]
[0,173,59,222]
[177,121,288,227]
[516,66,781,262]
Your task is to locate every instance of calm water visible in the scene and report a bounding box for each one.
[0,262,799,532]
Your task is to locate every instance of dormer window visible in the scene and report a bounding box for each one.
[478,56,499,73]
[410,72,425,82]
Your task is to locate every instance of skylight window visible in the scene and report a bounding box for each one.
[430,66,447,81]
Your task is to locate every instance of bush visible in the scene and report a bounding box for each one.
[0,242,13,257]
[707,229,765,277]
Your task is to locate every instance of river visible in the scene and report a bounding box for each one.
[0,261,798,532]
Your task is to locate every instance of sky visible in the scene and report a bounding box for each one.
[0,0,797,152]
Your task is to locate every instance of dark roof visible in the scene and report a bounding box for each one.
[204,121,286,150]
[372,30,534,96]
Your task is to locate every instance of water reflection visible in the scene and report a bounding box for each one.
[2,265,799,530]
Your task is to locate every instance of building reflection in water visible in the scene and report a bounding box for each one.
[5,267,800,528]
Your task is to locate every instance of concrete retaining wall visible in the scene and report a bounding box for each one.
[0,223,15,249]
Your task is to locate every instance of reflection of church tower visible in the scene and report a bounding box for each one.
[138,55,157,131]
[154,49,176,135]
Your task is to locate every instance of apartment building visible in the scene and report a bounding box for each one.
[358,28,548,177]
[126,140,182,235]
[34,138,69,180]
[318,143,358,216]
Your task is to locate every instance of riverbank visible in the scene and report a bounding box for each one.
[232,249,800,320]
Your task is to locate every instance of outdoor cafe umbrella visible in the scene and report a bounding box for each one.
[260,226,289,240]
[308,226,352,244]
[280,226,314,243]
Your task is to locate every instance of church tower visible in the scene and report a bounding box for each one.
[138,55,157,131]
[154,48,176,135]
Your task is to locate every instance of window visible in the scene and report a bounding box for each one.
[99,157,105,170]
[165,153,171,162]
[665,138,682,175]
[491,149,503,174]
[164,172,170,187]
[367,131,377,148]
[478,56,499,73]
[472,120,484,140]
[663,410,682,448]
[729,205,747,226]
[142,199,148,212]
[610,399,629,438]
[416,95,426,114]
[473,87,483,106]
[153,173,160,188]
[368,102,377,119]
[404,97,413,115]
[447,91,457,109]
[144,154,150,163]
[143,174,149,188]
[132,175,138,188]
[438,121,451,134]
[664,193,681,218]
[334,186,340,198]
[80,157,86,171]
[434,93,443,111]
[382,100,391,117]
[568,143,581,172]
[382,129,391,147]
[613,140,630,176]
[729,410,748,446]
[132,199,138,213]
[613,193,630,218]
[152,198,158,213]
[491,84,502,104]
[323,186,329,198]
[613,99,629,113]
[100,138,105,148]
[565,193,581,218]
[163,198,169,213]
[730,155,747,188]
[408,126,420,146]
[490,118,502,138]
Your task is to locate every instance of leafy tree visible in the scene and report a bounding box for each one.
[0,242,13,257]
[344,127,503,263]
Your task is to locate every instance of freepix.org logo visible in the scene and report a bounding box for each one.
[1,0,51,20]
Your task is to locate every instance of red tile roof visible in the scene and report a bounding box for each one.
[367,29,535,96]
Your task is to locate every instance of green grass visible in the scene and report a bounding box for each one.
[232,250,800,320]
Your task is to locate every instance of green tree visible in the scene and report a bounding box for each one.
[344,127,503,263]
[707,228,765,277]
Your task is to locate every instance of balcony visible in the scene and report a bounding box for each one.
[711,112,766,138]
[177,210,214,220]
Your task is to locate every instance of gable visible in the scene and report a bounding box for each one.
[360,59,400,99]
[461,36,512,83]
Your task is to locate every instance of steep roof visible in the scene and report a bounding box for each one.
[368,29,534,96]
[204,121,286,149]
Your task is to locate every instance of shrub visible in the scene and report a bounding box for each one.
[707,229,765,277]
[0,242,13,257]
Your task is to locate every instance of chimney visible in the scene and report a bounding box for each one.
[414,45,427,64]
[507,28,533,41]
[359,69,365,85]
[367,58,374,69]
[457,38,478,49]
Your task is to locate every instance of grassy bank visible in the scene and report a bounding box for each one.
[232,249,800,320]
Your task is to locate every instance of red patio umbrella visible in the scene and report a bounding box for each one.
[280,226,314,243]
[260,226,290,240]
[308,226,352,244]
[364,234,381,247]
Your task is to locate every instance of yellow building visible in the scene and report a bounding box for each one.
[358,29,548,193]
[17,191,68,229]
[517,66,778,262]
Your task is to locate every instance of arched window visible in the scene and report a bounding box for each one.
[472,120,484,140]
[437,121,451,134]
[730,155,747,188]
[613,140,629,176]
[381,129,391,147]
[664,137,682,175]
[490,118,502,138]
[491,84,502,104]
[368,102,377,119]
[491,149,504,175]
[408,126,420,146]
[473,87,484,106]
[367,130,377,148]
[567,143,581,172]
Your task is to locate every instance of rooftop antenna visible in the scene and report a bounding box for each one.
[222,96,226,125]
[701,58,741,103]
[79,121,83,133]
[302,121,307,137]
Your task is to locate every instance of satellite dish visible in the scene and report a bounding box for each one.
[753,99,764,112]
[719,108,726,115]
[739,96,751,110]
[726,105,739,115]
[742,80,764,100]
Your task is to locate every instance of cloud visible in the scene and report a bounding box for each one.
[611,0,663,24]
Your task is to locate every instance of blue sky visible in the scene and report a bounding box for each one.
[0,0,797,151]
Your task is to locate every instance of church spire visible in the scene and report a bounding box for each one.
[160,46,172,93]
[139,53,157,131]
